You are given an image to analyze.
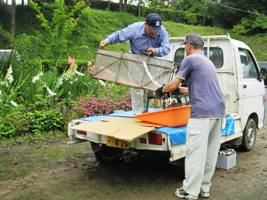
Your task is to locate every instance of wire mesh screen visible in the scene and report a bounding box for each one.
[93,50,175,91]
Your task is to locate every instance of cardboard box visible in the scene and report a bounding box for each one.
[216,149,236,170]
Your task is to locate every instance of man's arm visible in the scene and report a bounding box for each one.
[106,24,135,45]
[154,30,170,57]
[163,77,184,93]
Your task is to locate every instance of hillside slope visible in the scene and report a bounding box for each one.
[68,9,266,61]
[1,7,266,61]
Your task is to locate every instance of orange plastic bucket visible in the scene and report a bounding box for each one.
[136,105,191,127]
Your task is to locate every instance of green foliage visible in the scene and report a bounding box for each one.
[89,0,187,23]
[9,1,103,104]
[25,110,64,134]
[0,120,17,138]
[233,13,267,35]
[233,34,267,61]
[0,104,63,138]
[0,26,12,48]
[72,8,137,59]
[149,0,167,8]
[89,0,211,25]
[0,105,29,138]
[29,0,89,72]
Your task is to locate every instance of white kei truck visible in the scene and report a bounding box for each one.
[68,35,265,163]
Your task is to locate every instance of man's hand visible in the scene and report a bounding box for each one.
[87,61,94,74]
[155,85,165,98]
[147,47,156,57]
[179,86,188,95]
[100,39,108,48]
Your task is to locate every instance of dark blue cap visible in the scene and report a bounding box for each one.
[182,33,204,47]
[146,13,162,33]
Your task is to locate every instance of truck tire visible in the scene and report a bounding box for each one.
[170,158,185,179]
[241,118,257,151]
[90,142,123,164]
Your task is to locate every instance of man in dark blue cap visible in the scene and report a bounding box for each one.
[155,33,225,200]
[100,13,170,114]
[100,13,170,57]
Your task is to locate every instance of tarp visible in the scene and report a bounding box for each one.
[157,116,236,145]
[157,126,187,145]
[221,115,235,136]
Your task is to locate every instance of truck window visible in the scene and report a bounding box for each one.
[174,47,223,69]
[0,51,11,61]
[239,49,259,79]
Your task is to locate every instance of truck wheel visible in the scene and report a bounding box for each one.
[170,158,185,179]
[241,118,257,151]
[90,142,123,164]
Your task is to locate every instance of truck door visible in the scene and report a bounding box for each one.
[239,48,265,129]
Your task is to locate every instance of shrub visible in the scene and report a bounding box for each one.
[0,25,11,48]
[0,119,17,138]
[80,96,131,116]
[233,13,267,35]
[25,110,64,134]
[88,0,187,24]
[0,108,64,138]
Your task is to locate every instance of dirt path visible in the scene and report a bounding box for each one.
[0,129,267,200]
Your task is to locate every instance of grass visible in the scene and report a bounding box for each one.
[71,9,267,61]
[234,34,267,61]
[164,21,227,36]
[0,131,66,148]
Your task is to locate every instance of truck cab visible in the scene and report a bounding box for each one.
[68,35,265,163]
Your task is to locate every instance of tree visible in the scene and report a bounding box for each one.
[10,0,15,37]
[211,0,267,28]
[119,0,128,11]
[149,0,167,8]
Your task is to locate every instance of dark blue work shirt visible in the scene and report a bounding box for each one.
[177,52,225,118]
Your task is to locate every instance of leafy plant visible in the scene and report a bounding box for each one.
[29,0,89,72]
[233,13,267,35]
[25,110,64,134]
[0,119,17,138]
[0,26,11,48]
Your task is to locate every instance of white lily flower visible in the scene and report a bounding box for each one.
[2,81,9,87]
[57,77,63,86]
[46,86,56,96]
[10,100,18,107]
[32,74,40,83]
[75,70,84,76]
[99,80,106,87]
[5,65,14,85]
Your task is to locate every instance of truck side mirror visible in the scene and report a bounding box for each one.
[260,68,267,84]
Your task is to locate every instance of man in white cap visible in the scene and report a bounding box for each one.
[100,13,170,114]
